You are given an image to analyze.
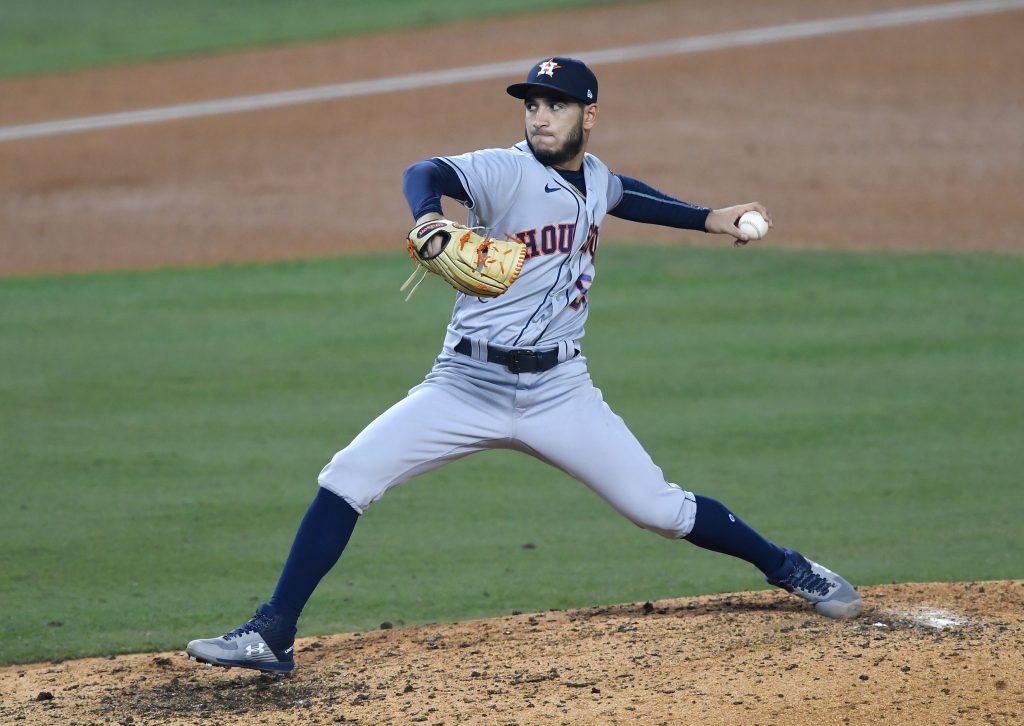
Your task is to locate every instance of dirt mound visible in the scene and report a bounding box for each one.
[3,581,1021,725]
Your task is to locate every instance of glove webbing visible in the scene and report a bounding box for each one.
[401,228,490,301]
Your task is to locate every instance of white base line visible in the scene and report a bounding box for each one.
[2,0,1022,144]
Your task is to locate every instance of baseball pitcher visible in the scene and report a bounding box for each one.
[187,57,861,674]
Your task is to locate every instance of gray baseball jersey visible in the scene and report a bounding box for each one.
[436,141,623,351]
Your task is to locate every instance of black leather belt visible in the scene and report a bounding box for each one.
[453,338,574,374]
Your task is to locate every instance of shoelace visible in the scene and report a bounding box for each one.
[784,566,833,597]
[223,612,272,641]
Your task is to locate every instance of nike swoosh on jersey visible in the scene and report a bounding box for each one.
[544,183,560,193]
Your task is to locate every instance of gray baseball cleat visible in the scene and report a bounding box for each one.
[186,603,296,673]
[767,548,862,619]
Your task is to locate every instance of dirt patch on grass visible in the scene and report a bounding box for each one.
[1,0,1022,277]
[3,581,1021,725]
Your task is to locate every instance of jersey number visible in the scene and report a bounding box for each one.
[569,273,593,311]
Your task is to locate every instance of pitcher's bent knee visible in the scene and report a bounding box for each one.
[630,489,698,540]
[317,447,395,515]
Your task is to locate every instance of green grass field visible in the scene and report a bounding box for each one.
[2,245,1022,665]
[0,0,637,78]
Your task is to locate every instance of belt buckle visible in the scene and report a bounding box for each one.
[507,348,537,373]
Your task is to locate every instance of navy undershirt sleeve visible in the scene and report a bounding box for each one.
[609,174,710,232]
[402,159,470,220]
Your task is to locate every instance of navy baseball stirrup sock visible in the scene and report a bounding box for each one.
[268,487,359,629]
[685,495,786,576]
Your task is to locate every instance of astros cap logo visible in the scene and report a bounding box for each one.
[536,59,561,78]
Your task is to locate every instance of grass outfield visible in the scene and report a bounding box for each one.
[0,0,638,78]
[1,245,1022,665]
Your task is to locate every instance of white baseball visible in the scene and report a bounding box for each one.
[738,211,769,241]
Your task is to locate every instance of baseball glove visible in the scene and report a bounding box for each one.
[401,219,526,300]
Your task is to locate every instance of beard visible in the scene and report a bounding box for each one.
[526,116,585,167]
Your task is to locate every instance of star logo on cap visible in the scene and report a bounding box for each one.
[536,59,561,78]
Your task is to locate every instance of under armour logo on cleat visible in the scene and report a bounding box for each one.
[544,183,560,193]
[245,643,268,656]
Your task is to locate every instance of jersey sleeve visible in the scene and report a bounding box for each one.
[606,173,624,210]
[436,148,524,227]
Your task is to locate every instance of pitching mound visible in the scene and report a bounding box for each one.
[3,580,1021,725]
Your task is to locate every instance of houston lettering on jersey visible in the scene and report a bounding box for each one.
[515,223,600,260]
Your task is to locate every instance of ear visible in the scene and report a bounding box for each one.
[582,103,599,130]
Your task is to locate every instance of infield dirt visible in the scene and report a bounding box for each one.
[1,1,1021,724]
[2,582,1022,725]
[1,0,1021,276]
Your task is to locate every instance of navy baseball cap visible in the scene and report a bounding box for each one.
[506,57,598,104]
